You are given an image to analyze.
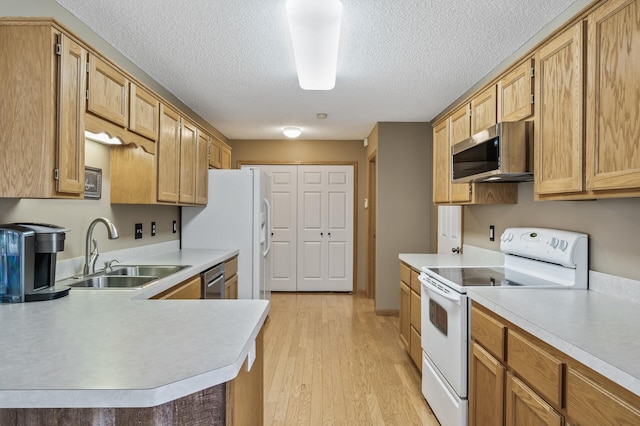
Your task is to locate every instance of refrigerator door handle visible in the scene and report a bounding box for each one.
[262,198,272,257]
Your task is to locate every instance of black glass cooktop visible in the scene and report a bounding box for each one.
[426,267,561,288]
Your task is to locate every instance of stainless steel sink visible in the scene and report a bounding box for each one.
[68,275,157,289]
[105,265,189,278]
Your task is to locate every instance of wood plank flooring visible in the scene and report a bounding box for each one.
[263,293,439,426]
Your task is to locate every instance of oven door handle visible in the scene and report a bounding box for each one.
[419,273,462,305]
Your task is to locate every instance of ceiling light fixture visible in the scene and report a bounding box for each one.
[84,131,123,145]
[286,0,343,90]
[283,126,302,138]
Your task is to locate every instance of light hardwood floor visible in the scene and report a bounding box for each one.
[263,292,439,426]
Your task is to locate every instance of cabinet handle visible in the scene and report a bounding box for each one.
[328,232,331,237]
[320,232,323,237]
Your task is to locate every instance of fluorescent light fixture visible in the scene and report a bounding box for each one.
[283,127,302,138]
[286,0,343,90]
[84,131,123,145]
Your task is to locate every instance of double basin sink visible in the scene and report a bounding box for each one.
[67,265,190,289]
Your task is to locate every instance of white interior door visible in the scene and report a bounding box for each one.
[437,205,462,255]
[297,165,354,292]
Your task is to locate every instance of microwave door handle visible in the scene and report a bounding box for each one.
[419,273,462,305]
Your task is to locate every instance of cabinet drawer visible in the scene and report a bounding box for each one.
[225,256,238,280]
[400,262,411,285]
[471,305,506,361]
[410,269,421,293]
[410,289,421,333]
[567,367,640,426]
[410,326,422,372]
[151,275,202,300]
[507,330,564,407]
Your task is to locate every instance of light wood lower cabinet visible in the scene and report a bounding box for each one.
[399,262,421,371]
[470,302,640,426]
[226,328,264,426]
[225,256,239,299]
[150,275,202,300]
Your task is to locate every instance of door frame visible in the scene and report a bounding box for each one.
[366,151,376,299]
[239,160,358,293]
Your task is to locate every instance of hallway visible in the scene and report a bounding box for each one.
[263,293,439,425]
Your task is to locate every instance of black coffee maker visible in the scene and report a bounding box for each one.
[0,223,70,303]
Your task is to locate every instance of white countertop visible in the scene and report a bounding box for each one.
[468,288,640,397]
[399,246,504,271]
[0,249,270,408]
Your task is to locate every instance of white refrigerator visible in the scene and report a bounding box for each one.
[182,169,272,300]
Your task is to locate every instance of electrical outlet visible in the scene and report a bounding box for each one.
[135,223,143,240]
[151,221,156,237]
[489,225,495,241]
[172,220,177,234]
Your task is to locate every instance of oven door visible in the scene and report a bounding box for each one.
[420,272,468,398]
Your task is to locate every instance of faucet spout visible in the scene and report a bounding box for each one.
[84,217,119,276]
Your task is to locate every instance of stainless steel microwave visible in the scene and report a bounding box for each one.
[451,121,533,183]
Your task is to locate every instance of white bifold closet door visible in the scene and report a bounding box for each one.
[244,164,354,292]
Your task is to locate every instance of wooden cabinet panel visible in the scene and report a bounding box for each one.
[506,373,563,426]
[432,120,451,203]
[508,330,564,407]
[586,0,640,191]
[129,83,159,141]
[226,328,264,426]
[450,104,471,144]
[409,326,422,372]
[179,119,197,204]
[409,269,421,293]
[195,130,209,205]
[567,367,640,426]
[499,59,534,121]
[221,144,232,169]
[470,85,497,135]
[471,305,506,361]
[534,22,584,195]
[225,256,239,281]
[225,274,238,299]
[469,341,505,426]
[151,275,202,300]
[400,262,411,286]
[209,137,222,169]
[410,289,421,334]
[157,104,181,203]
[87,53,128,127]
[56,32,86,195]
[399,281,410,351]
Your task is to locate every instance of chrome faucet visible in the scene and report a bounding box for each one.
[83,217,119,276]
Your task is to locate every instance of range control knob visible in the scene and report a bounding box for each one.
[548,237,559,248]
[507,233,514,242]
[558,240,568,251]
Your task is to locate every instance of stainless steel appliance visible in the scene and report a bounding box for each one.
[0,223,70,303]
[452,121,533,183]
[419,227,588,426]
[202,262,225,299]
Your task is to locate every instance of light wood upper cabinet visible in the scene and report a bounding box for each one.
[534,22,585,196]
[129,83,159,141]
[499,58,535,122]
[87,53,128,127]
[450,103,471,144]
[221,144,232,169]
[433,120,451,203]
[179,119,197,204]
[470,85,497,135]
[0,22,85,199]
[586,0,640,192]
[157,104,181,203]
[209,137,222,169]
[195,131,209,205]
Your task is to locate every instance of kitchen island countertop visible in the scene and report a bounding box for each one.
[468,287,640,397]
[0,249,269,409]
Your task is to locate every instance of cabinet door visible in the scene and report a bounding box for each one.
[56,33,86,195]
[209,137,222,169]
[534,22,584,195]
[129,83,159,141]
[586,0,640,191]
[432,120,451,203]
[410,289,421,334]
[448,108,473,203]
[179,119,198,204]
[471,85,497,135]
[225,274,239,299]
[499,59,534,121]
[195,130,209,205]
[506,373,563,426]
[87,53,128,127]
[409,326,422,372]
[469,341,505,426]
[151,275,202,299]
[157,104,180,203]
[221,145,232,169]
[399,281,410,350]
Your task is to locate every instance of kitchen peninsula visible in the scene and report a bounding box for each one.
[0,249,268,425]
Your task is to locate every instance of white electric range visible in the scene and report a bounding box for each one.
[419,227,588,426]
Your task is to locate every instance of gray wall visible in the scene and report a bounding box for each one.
[373,122,435,313]
[464,183,640,282]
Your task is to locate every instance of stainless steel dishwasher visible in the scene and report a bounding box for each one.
[202,263,225,299]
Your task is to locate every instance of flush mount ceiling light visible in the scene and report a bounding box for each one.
[283,126,302,138]
[286,0,343,90]
[84,131,123,145]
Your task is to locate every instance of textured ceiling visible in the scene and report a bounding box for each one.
[56,0,577,140]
